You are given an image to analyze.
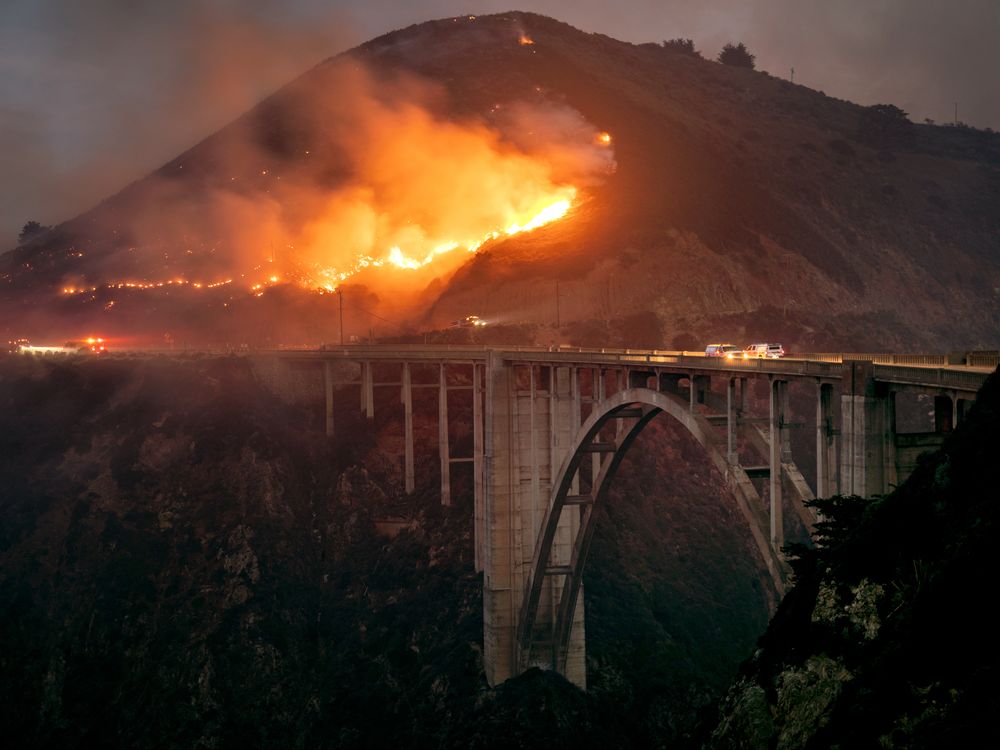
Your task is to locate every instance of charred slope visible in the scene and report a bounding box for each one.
[707,367,1000,748]
[0,355,770,748]
[2,12,998,349]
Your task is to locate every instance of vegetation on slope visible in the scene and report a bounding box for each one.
[708,367,1000,748]
[0,355,771,748]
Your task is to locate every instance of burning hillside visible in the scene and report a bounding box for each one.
[1,26,615,344]
[2,12,998,349]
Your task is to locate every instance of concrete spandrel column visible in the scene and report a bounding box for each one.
[727,377,737,464]
[780,377,792,462]
[956,397,969,427]
[883,390,897,493]
[769,378,786,550]
[324,360,334,438]
[571,367,581,496]
[592,368,602,487]
[528,366,541,537]
[402,362,414,495]
[473,363,484,573]
[439,364,451,507]
[816,382,835,499]
[362,361,374,419]
[934,395,953,433]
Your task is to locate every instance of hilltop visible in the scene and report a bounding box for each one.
[2,11,998,349]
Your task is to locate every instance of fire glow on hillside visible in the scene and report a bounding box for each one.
[56,61,616,310]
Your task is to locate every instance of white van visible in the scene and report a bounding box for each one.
[743,343,785,359]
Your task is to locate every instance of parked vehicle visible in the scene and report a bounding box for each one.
[705,344,740,358]
[14,337,107,355]
[743,342,785,359]
[451,315,487,328]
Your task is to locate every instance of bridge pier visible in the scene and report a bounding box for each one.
[839,361,895,498]
[816,382,837,499]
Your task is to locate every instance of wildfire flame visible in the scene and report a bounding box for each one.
[379,192,575,272]
[55,63,616,312]
[519,34,535,46]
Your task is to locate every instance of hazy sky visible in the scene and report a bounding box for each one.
[2,0,998,246]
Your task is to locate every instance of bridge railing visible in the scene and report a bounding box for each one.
[967,352,1000,369]
[799,352,950,366]
[873,364,989,392]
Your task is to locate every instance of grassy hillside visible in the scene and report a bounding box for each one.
[2,12,998,350]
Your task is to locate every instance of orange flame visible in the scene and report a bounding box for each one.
[519,34,535,46]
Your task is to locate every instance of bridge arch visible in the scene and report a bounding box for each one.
[515,386,783,676]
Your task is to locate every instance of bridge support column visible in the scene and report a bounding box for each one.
[689,374,709,413]
[439,364,451,507]
[769,378,788,549]
[934,395,953,433]
[816,382,836,498]
[361,361,374,419]
[324,361,335,438]
[402,363,414,494]
[726,377,737,464]
[839,361,895,498]
[473,363,484,572]
[954,393,970,429]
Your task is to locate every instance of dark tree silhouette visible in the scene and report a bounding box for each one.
[857,104,913,149]
[662,38,697,56]
[717,42,756,69]
[17,221,48,244]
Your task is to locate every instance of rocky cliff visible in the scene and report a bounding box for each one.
[707,367,1000,748]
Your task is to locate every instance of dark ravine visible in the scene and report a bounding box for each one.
[0,354,771,747]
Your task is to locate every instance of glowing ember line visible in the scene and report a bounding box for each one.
[61,278,234,295]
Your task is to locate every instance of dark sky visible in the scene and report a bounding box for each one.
[2,0,998,246]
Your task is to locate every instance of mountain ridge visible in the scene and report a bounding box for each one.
[2,11,998,350]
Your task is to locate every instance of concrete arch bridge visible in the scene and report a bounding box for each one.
[267,345,993,688]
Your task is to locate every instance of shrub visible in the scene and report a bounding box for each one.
[662,38,698,56]
[717,42,755,70]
